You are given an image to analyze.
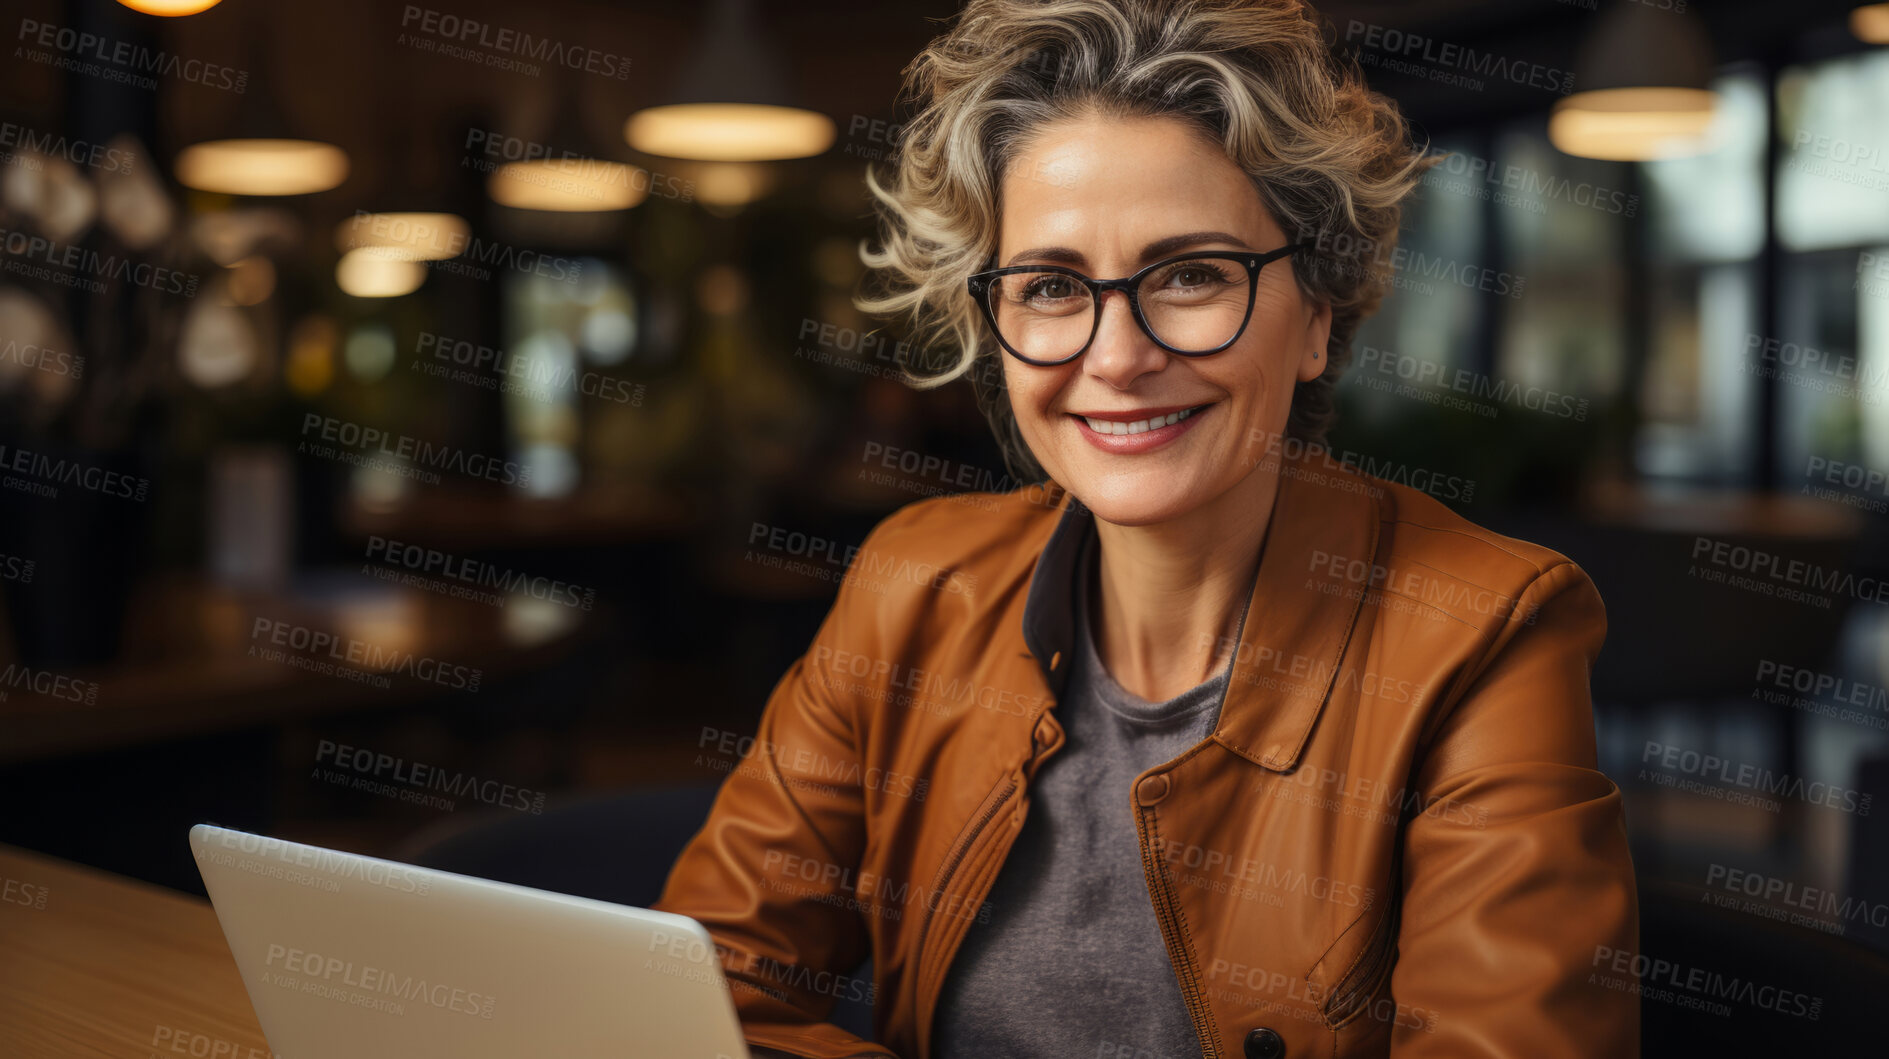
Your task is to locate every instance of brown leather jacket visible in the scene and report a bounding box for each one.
[655,443,1639,1058]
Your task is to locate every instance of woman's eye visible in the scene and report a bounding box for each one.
[1167,266,1224,288]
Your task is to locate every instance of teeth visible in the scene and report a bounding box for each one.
[1084,405,1197,435]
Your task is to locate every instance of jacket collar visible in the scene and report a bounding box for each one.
[1019,441,1380,772]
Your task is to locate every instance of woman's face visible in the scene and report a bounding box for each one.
[995,113,1331,527]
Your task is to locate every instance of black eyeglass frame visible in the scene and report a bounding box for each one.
[966,242,1307,367]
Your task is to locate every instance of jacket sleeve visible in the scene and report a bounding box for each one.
[651,517,909,1059]
[1387,560,1639,1057]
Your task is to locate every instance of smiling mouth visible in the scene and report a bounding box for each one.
[1070,403,1213,436]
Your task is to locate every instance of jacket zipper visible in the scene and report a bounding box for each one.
[1135,802,1221,1059]
[913,775,1018,1048]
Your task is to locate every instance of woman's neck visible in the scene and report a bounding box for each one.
[1087,468,1280,702]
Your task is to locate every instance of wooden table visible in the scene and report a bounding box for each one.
[0,844,269,1057]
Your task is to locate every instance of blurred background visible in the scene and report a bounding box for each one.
[3,0,1889,1049]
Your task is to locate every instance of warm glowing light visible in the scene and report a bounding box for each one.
[98,135,172,249]
[335,212,469,261]
[3,153,96,242]
[178,301,258,387]
[625,104,834,161]
[691,162,773,207]
[176,139,349,196]
[1549,88,1718,161]
[117,0,223,14]
[696,264,750,315]
[335,248,425,298]
[335,592,420,659]
[286,317,336,397]
[488,161,648,211]
[1855,4,1889,43]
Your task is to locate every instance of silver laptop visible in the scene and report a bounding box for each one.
[189,824,751,1059]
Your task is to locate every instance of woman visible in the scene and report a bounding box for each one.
[655,1,1639,1056]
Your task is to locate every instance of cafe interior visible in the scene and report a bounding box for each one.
[2,0,1889,1051]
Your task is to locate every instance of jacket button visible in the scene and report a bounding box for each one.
[1135,773,1170,806]
[1244,1027,1285,1059]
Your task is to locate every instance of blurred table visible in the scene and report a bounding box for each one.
[342,481,696,551]
[0,568,598,764]
[0,844,268,1057]
[1579,476,1864,538]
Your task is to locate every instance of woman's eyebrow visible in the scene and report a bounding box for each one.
[1003,230,1256,268]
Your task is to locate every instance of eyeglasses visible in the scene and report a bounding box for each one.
[967,243,1305,367]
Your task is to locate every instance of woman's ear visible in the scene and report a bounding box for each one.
[1297,299,1333,383]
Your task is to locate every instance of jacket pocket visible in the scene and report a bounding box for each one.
[1320,901,1399,1031]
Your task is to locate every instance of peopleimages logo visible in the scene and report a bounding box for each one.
[298,413,530,489]
[343,210,584,283]
[745,522,979,598]
[1308,549,1536,624]
[398,5,632,80]
[263,943,497,1019]
[1590,945,1821,1022]
[0,338,83,380]
[1355,344,1589,421]
[1154,839,1375,910]
[758,851,991,926]
[1640,741,1871,815]
[0,121,133,174]
[0,662,100,704]
[0,227,199,296]
[14,19,248,93]
[2,875,49,910]
[317,739,547,815]
[1421,147,1637,217]
[645,930,878,1008]
[364,534,595,611]
[696,726,929,803]
[251,616,484,693]
[414,330,642,405]
[203,829,434,896]
[1704,863,1889,932]
[150,1025,281,1059]
[1343,20,1575,95]
[1690,535,1889,608]
[1202,634,1427,706]
[1752,659,1889,731]
[806,646,1047,721]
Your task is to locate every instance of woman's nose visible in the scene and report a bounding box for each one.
[1083,288,1167,382]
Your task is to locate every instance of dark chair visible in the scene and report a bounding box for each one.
[1637,879,1887,1052]
[1846,754,1889,959]
[1481,508,1857,707]
[393,785,878,1041]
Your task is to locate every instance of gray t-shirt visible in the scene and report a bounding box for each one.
[932,527,1233,1059]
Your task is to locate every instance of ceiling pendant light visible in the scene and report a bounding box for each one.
[117,0,223,14]
[624,0,834,162]
[334,212,471,261]
[335,250,426,299]
[488,161,649,212]
[176,138,349,196]
[1550,4,1720,162]
[172,6,348,196]
[488,73,649,213]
